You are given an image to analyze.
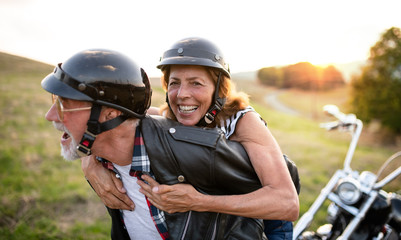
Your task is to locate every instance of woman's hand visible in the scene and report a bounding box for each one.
[81,155,135,210]
[138,174,202,213]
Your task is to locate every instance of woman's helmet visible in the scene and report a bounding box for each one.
[41,49,152,156]
[157,37,229,126]
[157,37,230,78]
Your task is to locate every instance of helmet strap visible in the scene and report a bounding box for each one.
[166,92,172,111]
[196,72,226,127]
[77,104,128,157]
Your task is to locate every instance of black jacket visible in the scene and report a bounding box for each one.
[141,116,265,240]
[108,116,300,239]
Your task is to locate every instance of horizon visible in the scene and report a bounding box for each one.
[0,49,365,82]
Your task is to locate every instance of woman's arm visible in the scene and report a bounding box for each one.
[138,112,299,221]
[219,111,299,220]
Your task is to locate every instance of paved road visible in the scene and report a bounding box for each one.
[264,90,299,116]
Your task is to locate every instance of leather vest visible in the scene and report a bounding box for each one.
[140,116,265,239]
[108,116,300,239]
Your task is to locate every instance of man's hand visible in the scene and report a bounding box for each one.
[81,155,135,210]
[138,174,202,213]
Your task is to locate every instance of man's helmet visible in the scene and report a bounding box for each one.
[41,49,152,157]
[157,37,230,78]
[42,49,151,118]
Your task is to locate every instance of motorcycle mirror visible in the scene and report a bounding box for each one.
[323,105,339,117]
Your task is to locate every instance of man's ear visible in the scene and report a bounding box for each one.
[100,107,122,122]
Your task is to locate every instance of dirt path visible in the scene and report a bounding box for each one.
[264,90,300,116]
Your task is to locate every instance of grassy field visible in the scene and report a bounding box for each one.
[0,52,399,238]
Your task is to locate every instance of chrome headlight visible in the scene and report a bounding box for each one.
[336,179,361,205]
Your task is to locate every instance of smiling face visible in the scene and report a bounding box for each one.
[167,65,215,126]
[45,97,91,161]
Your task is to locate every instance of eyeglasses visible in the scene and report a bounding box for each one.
[52,94,92,121]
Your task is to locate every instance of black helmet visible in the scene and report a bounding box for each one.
[157,37,229,127]
[42,49,151,118]
[157,37,230,78]
[41,49,152,157]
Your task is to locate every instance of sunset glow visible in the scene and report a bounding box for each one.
[0,0,399,77]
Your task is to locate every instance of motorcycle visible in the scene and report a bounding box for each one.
[293,105,401,240]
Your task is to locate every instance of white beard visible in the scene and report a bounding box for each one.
[53,122,81,161]
[60,136,80,161]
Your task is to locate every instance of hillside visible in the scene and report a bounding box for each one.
[0,52,54,74]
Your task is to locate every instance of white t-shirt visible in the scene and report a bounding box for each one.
[113,164,162,240]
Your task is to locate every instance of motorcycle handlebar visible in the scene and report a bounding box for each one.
[321,105,363,173]
[320,121,339,130]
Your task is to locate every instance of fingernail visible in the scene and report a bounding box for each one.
[131,205,135,210]
[152,186,159,193]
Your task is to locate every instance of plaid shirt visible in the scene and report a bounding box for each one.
[97,125,169,240]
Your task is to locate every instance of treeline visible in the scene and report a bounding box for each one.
[350,27,401,133]
[257,62,345,90]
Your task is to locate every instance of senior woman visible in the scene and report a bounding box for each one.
[83,37,299,239]
[143,37,298,239]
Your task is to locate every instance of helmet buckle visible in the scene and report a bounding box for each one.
[204,113,214,124]
[77,130,97,157]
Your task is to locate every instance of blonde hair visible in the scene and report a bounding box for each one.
[159,65,249,128]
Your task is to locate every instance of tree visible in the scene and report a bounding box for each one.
[321,65,345,90]
[257,67,283,87]
[258,62,344,90]
[350,27,401,133]
[283,62,318,90]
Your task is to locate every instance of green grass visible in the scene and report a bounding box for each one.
[1,52,399,238]
[0,53,111,239]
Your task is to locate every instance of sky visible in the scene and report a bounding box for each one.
[0,0,400,77]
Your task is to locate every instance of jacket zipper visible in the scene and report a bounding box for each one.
[181,210,192,240]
